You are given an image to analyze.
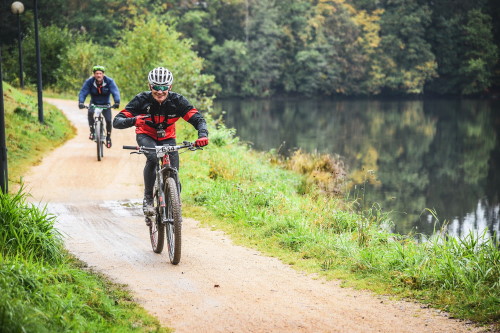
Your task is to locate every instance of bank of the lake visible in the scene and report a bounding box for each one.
[177,118,499,325]
[214,97,500,241]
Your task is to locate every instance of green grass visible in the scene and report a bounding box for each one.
[0,188,169,332]
[176,120,500,326]
[0,185,63,263]
[3,82,76,184]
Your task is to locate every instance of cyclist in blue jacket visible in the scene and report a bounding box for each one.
[78,65,120,148]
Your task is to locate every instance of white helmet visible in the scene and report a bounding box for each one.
[148,67,174,86]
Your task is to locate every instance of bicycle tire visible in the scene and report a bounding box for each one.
[99,121,104,159]
[165,177,182,265]
[150,186,165,253]
[95,121,103,161]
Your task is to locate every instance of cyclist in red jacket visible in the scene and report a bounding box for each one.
[113,67,209,216]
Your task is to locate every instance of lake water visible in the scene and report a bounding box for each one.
[214,97,500,239]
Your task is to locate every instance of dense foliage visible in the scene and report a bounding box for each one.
[0,0,499,97]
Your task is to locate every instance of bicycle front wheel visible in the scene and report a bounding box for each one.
[95,121,103,161]
[165,177,182,265]
[150,186,165,253]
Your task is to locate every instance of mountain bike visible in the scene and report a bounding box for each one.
[86,104,110,161]
[123,141,201,265]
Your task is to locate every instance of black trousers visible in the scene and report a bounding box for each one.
[88,107,112,134]
[136,134,179,197]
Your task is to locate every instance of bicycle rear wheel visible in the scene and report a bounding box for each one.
[150,186,165,253]
[95,121,103,161]
[165,177,182,265]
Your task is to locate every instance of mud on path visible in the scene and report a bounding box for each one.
[20,98,491,332]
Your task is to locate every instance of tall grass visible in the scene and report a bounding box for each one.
[0,256,167,332]
[0,186,63,264]
[178,120,500,324]
[0,187,167,332]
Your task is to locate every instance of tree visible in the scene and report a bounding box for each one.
[56,39,114,92]
[176,10,216,58]
[295,0,354,95]
[378,0,437,94]
[460,9,498,95]
[109,17,217,110]
[208,40,250,97]
[290,0,384,95]
[243,0,284,96]
[275,0,312,93]
[21,25,73,87]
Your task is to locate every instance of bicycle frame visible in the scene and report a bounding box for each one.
[88,104,110,161]
[155,147,180,225]
[157,151,181,208]
[123,141,200,264]
[90,104,110,134]
[93,107,104,122]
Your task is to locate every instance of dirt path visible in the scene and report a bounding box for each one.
[21,98,490,332]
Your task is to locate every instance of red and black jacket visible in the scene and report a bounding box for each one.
[112,91,208,140]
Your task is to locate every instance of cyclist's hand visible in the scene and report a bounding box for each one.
[112,103,120,109]
[195,137,209,147]
[134,115,149,127]
[78,103,85,109]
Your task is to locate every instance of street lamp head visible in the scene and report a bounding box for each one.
[11,1,25,15]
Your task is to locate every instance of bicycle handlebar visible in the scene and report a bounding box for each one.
[84,103,113,109]
[123,141,201,154]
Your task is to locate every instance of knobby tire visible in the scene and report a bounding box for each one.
[150,184,165,253]
[165,177,182,265]
[95,121,103,161]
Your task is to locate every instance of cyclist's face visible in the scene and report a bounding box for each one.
[93,71,104,82]
[150,85,169,103]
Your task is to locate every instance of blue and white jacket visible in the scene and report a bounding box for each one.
[78,76,120,106]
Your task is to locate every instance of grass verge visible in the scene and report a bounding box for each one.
[176,119,499,326]
[3,83,76,184]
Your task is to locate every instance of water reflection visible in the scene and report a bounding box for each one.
[214,97,500,239]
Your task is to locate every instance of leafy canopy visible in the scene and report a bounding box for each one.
[110,17,217,110]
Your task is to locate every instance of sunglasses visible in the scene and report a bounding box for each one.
[151,84,170,92]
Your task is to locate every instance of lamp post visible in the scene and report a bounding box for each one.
[33,0,43,123]
[0,46,9,193]
[11,1,25,89]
